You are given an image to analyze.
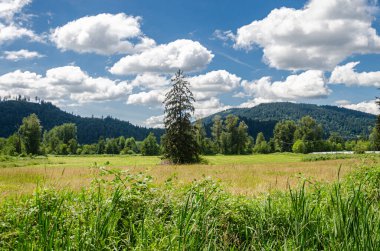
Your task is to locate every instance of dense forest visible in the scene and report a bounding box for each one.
[204,102,376,139]
[0,100,164,144]
[1,112,379,156]
[0,100,376,146]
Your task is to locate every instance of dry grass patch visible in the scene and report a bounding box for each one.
[0,154,370,198]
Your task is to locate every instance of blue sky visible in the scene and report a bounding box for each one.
[0,0,380,127]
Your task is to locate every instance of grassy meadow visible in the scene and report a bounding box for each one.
[1,154,380,250]
[0,153,368,198]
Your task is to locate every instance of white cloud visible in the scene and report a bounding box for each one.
[0,66,133,103]
[242,70,330,100]
[237,97,277,108]
[51,13,155,55]
[126,70,240,114]
[330,61,380,87]
[3,49,44,61]
[0,69,42,88]
[109,39,214,75]
[0,0,31,22]
[0,21,39,44]
[144,114,165,128]
[127,89,165,106]
[0,0,42,44]
[194,97,231,118]
[130,73,169,89]
[233,0,380,70]
[212,29,235,44]
[188,70,241,100]
[340,100,379,115]
[335,99,351,105]
[143,96,231,127]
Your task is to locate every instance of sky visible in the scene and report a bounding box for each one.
[0,0,380,128]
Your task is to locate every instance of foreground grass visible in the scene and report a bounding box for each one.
[1,164,380,250]
[0,154,365,197]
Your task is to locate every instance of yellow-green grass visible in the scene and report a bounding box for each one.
[0,154,374,198]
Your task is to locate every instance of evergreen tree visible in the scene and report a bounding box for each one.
[162,70,200,163]
[18,113,42,154]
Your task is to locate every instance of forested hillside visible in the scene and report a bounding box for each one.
[204,102,376,139]
[0,100,164,144]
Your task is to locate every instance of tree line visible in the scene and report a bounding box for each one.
[0,113,378,157]
[0,114,160,156]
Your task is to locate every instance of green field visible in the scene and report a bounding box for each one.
[1,154,380,250]
[0,154,366,198]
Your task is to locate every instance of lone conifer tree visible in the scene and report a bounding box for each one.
[162,70,200,163]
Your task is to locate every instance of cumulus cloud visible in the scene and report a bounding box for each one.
[0,0,31,22]
[194,97,231,118]
[0,66,133,103]
[127,89,165,106]
[233,0,380,70]
[51,13,155,55]
[330,61,380,87]
[109,39,214,75]
[130,73,169,89]
[3,49,44,61]
[335,99,351,106]
[213,29,235,42]
[0,3,40,45]
[144,114,165,128]
[242,70,330,100]
[0,23,40,44]
[237,97,277,108]
[143,96,231,128]
[188,70,241,100]
[126,70,240,111]
[340,100,379,115]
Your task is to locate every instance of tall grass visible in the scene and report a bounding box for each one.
[1,164,380,250]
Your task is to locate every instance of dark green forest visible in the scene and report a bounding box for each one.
[0,100,376,146]
[204,102,376,140]
[0,100,164,144]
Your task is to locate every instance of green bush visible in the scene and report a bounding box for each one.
[292,139,307,153]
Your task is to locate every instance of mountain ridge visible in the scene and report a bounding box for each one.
[0,101,376,144]
[203,102,376,140]
[0,100,164,144]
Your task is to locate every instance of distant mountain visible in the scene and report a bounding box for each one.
[0,100,164,144]
[203,102,376,140]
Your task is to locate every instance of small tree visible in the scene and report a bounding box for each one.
[237,121,249,154]
[162,70,200,163]
[292,139,307,153]
[211,115,223,152]
[18,113,42,155]
[141,133,160,156]
[294,116,323,153]
[253,132,270,154]
[273,120,296,152]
